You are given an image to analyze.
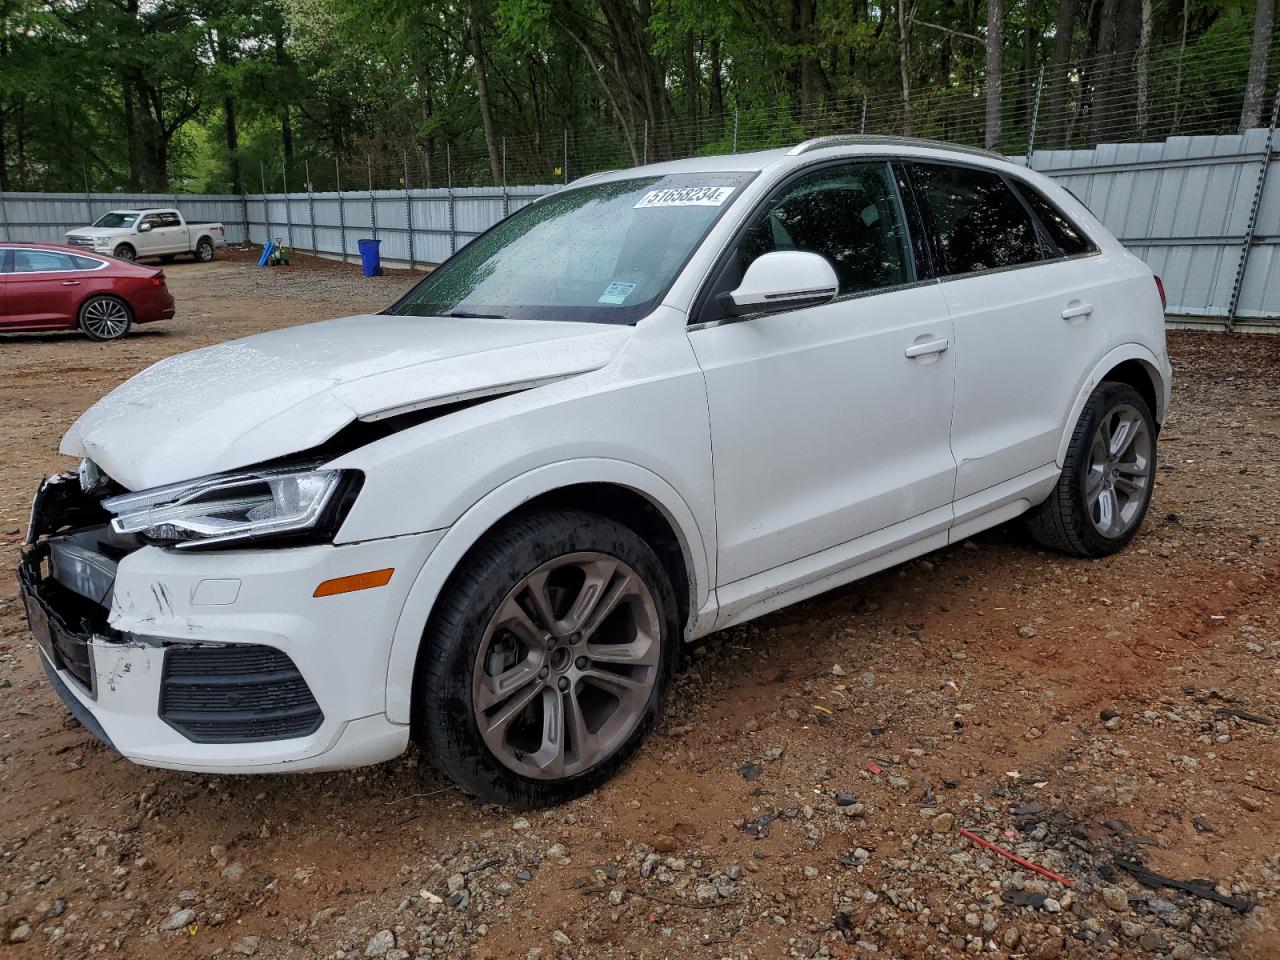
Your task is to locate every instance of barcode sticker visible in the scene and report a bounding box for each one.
[634,187,735,208]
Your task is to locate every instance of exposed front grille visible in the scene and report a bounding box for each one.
[159,644,324,743]
[67,235,96,247]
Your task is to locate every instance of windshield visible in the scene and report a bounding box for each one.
[93,212,139,228]
[388,173,753,324]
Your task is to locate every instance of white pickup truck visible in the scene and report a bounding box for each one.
[66,208,226,264]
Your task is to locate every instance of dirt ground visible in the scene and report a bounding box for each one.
[0,251,1277,960]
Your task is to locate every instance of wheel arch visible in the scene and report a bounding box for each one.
[383,460,711,725]
[1056,344,1169,467]
[112,241,136,257]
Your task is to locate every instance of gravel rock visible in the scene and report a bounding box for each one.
[364,929,395,957]
[162,909,196,931]
[1101,887,1129,912]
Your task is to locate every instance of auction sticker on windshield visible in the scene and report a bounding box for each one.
[634,186,734,208]
[598,281,637,304]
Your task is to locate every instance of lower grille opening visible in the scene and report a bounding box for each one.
[159,645,324,744]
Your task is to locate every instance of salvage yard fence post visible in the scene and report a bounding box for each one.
[335,158,348,264]
[1225,85,1280,332]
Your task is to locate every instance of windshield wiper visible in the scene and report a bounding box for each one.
[444,311,508,320]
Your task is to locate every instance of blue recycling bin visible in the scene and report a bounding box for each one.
[357,238,382,277]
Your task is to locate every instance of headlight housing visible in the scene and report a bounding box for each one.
[103,466,360,550]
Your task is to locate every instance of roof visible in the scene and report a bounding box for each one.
[573,136,1015,187]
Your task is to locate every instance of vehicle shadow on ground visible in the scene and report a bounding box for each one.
[0,328,173,344]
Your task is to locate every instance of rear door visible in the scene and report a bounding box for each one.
[4,249,89,328]
[689,160,957,588]
[906,161,1111,510]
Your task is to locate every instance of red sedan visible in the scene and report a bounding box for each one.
[0,243,175,341]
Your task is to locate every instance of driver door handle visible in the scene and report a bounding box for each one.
[60,280,82,286]
[1061,302,1094,320]
[904,337,950,359]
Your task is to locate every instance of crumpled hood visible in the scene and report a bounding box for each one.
[62,313,631,490]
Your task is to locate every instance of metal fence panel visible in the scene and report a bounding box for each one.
[1028,131,1278,324]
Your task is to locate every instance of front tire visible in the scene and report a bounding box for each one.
[112,244,135,262]
[1027,382,1157,557]
[78,295,133,341]
[416,510,678,808]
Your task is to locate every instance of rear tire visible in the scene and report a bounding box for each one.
[1026,382,1157,557]
[194,238,215,262]
[78,296,132,341]
[112,244,135,262]
[416,510,678,808]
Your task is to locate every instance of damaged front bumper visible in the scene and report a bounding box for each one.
[19,474,440,774]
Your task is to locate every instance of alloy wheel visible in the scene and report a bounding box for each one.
[1085,403,1152,539]
[82,299,130,340]
[472,551,661,780]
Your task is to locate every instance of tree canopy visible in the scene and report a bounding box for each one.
[1,0,1276,192]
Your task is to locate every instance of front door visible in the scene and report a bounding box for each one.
[689,160,957,588]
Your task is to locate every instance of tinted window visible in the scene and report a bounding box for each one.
[389,173,751,325]
[93,212,138,228]
[13,250,76,272]
[70,254,105,269]
[142,214,166,227]
[737,162,912,296]
[1013,182,1096,255]
[911,164,1044,275]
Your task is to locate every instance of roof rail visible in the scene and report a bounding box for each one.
[786,135,1005,161]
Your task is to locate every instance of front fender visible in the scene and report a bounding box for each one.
[1056,343,1171,467]
[381,458,712,725]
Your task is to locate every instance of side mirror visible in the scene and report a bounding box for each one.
[721,251,839,316]
[138,222,153,232]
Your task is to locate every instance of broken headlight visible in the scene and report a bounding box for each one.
[102,466,359,550]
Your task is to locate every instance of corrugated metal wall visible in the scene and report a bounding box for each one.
[2,131,1276,325]
[0,194,250,245]
[1027,131,1278,326]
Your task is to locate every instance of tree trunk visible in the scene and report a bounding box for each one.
[469,0,502,183]
[1047,0,1078,147]
[274,27,295,173]
[898,0,912,135]
[1240,0,1274,131]
[985,0,1004,149]
[1136,0,1152,135]
[1090,0,1120,142]
[224,96,241,193]
[123,80,141,190]
[709,35,724,136]
[684,28,697,155]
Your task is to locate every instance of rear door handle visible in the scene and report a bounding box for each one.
[60,280,81,286]
[904,337,950,359]
[1061,302,1093,320]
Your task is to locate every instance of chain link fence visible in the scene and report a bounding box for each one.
[252,31,1280,193]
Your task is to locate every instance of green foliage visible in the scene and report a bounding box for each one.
[0,0,1271,191]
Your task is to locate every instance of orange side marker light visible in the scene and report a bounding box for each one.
[313,567,394,598]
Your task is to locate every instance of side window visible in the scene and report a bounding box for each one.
[142,214,165,228]
[1011,181,1096,256]
[161,213,182,227]
[70,254,105,270]
[737,162,913,297]
[12,250,76,272]
[910,163,1045,275]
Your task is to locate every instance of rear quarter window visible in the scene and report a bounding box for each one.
[1012,181,1098,256]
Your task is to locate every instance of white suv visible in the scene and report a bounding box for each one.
[21,137,1170,807]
